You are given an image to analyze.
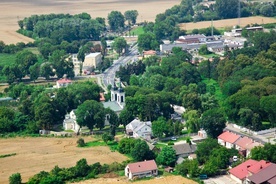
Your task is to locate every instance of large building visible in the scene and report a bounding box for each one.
[83,52,102,71]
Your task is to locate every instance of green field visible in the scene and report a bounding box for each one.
[130,26,144,36]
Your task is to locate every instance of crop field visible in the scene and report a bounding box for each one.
[0,137,128,183]
[179,16,276,30]
[75,175,198,184]
[0,0,181,44]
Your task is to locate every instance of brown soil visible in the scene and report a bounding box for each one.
[75,175,198,184]
[179,16,276,30]
[0,137,128,183]
[0,0,181,44]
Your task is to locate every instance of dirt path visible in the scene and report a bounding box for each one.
[0,0,181,44]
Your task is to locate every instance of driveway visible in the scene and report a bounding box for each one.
[204,175,238,184]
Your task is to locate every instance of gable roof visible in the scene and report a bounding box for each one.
[127,119,151,133]
[102,101,123,112]
[143,50,156,55]
[247,160,271,174]
[229,159,259,180]
[85,52,101,58]
[57,78,72,84]
[235,137,253,150]
[127,160,157,174]
[173,143,197,156]
[247,164,276,184]
[218,131,240,144]
[245,141,263,151]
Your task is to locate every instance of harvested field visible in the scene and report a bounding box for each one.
[0,0,181,44]
[179,16,276,30]
[0,137,128,183]
[75,175,198,184]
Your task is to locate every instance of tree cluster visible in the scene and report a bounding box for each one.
[18,13,105,43]
[118,138,155,161]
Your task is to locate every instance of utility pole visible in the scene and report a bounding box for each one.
[238,0,241,26]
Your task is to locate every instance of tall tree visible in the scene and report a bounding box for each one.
[112,37,127,56]
[108,11,125,32]
[156,146,176,166]
[215,0,239,19]
[75,100,106,133]
[201,108,226,138]
[124,10,139,25]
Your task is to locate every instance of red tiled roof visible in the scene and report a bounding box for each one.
[235,137,253,149]
[248,164,276,184]
[57,78,72,84]
[128,160,157,174]
[245,142,263,150]
[247,160,271,174]
[229,159,258,180]
[218,131,240,144]
[143,50,156,55]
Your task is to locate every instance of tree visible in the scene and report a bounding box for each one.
[215,0,239,19]
[75,100,106,133]
[119,108,134,127]
[15,50,37,76]
[260,95,276,127]
[201,108,226,138]
[112,37,127,56]
[196,138,220,164]
[176,159,200,178]
[183,110,200,133]
[152,117,168,138]
[100,37,107,57]
[40,62,54,80]
[124,10,139,25]
[137,32,159,52]
[108,11,125,32]
[105,108,119,136]
[156,146,176,166]
[102,133,114,143]
[9,173,22,184]
[75,158,91,177]
[29,63,40,82]
[199,44,211,55]
[131,139,151,161]
[77,138,85,147]
[250,143,276,163]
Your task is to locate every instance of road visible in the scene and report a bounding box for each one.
[101,45,139,90]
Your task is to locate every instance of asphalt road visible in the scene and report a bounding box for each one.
[101,45,138,89]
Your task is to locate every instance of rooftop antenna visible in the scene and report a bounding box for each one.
[238,0,241,26]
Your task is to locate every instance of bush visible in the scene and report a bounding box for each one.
[9,173,22,184]
[168,141,174,145]
[77,138,85,147]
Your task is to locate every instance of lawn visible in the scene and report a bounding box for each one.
[200,53,219,59]
[130,26,144,36]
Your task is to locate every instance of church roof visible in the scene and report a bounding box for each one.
[103,101,123,112]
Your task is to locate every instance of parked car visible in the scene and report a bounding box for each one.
[171,137,177,141]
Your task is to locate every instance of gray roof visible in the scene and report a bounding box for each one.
[248,164,276,184]
[173,143,197,156]
[103,101,123,112]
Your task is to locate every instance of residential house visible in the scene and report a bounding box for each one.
[126,118,152,140]
[143,50,156,58]
[235,137,263,157]
[173,143,197,158]
[63,110,82,133]
[247,163,276,184]
[229,159,258,184]
[55,78,73,88]
[218,131,240,149]
[229,159,272,184]
[125,160,158,180]
[82,52,102,72]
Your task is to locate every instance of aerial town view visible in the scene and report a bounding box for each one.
[0,0,275,184]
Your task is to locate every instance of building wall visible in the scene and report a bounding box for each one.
[218,139,225,147]
[230,174,243,184]
[125,166,158,180]
[83,53,102,68]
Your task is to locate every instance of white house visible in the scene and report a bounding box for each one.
[63,110,81,133]
[125,160,158,180]
[126,118,152,140]
[55,78,73,88]
[218,131,240,149]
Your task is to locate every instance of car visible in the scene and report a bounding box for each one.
[171,137,177,141]
[233,156,238,162]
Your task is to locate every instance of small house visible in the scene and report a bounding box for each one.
[172,143,197,158]
[218,131,240,149]
[56,78,73,88]
[125,160,158,180]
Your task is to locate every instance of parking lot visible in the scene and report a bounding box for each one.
[204,175,238,184]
